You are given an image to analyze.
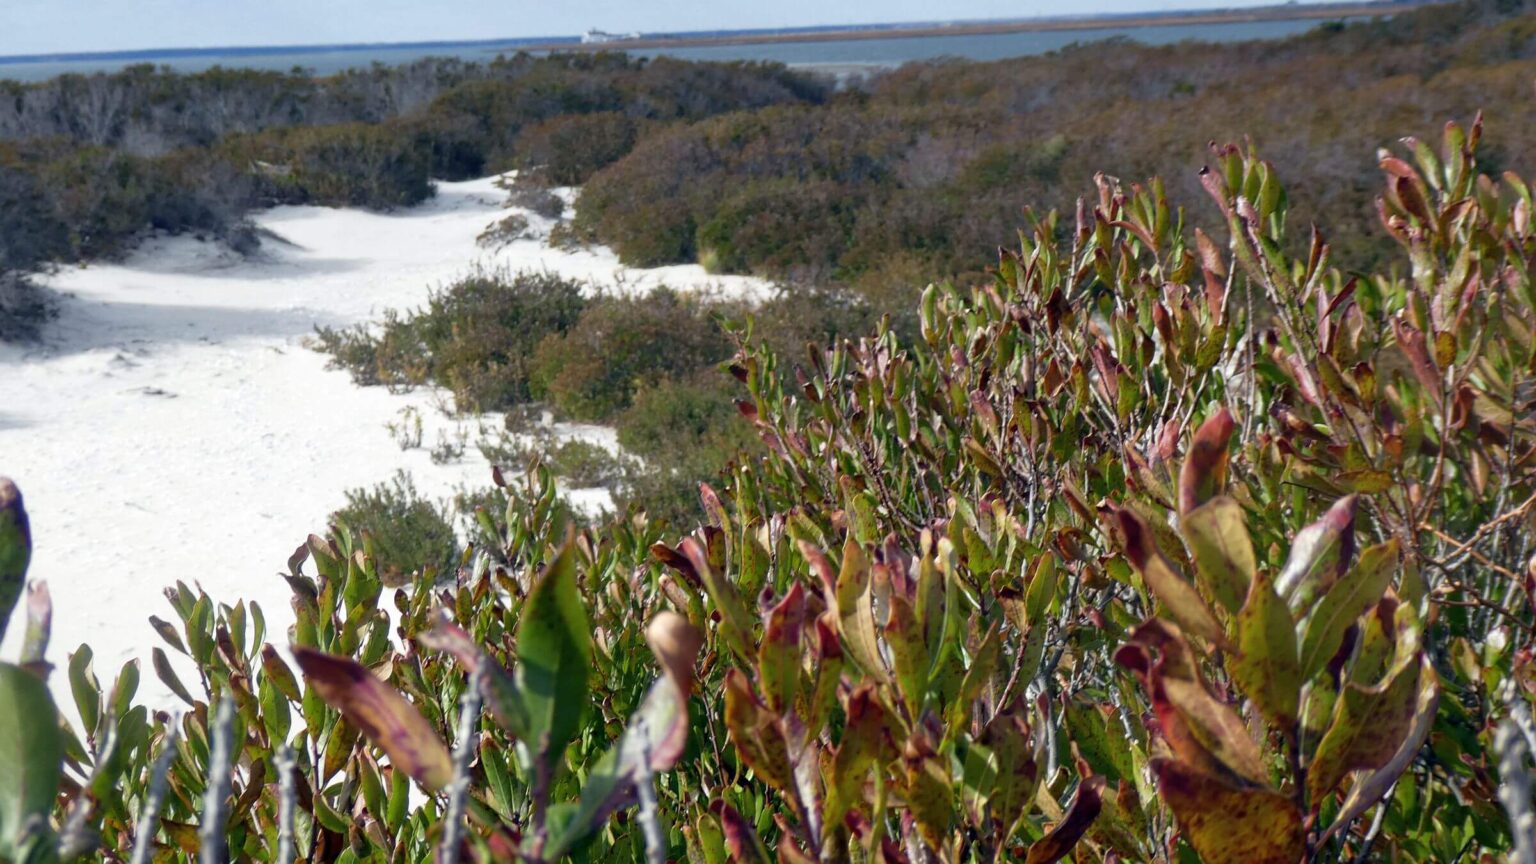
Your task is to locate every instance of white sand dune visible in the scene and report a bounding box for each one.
[0,175,771,710]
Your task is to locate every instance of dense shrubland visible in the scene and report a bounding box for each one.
[573,0,1536,308]
[5,111,1536,862]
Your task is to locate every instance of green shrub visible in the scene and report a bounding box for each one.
[529,287,735,421]
[612,375,760,525]
[504,176,566,218]
[476,212,532,248]
[512,111,639,186]
[316,268,589,412]
[330,470,458,585]
[0,275,57,343]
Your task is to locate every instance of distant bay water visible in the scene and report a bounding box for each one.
[0,17,1349,83]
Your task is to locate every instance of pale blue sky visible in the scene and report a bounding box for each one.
[0,0,1341,56]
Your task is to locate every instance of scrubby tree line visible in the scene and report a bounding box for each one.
[0,54,825,154]
[0,52,828,340]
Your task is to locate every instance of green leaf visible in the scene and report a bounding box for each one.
[546,613,704,861]
[0,662,63,862]
[516,541,593,787]
[67,647,99,739]
[1025,554,1059,625]
[0,480,31,645]
[1298,539,1398,682]
[1179,496,1254,615]
[1115,508,1229,649]
[1275,495,1357,614]
[1229,569,1300,729]
[152,648,196,708]
[1307,648,1426,802]
[292,648,453,790]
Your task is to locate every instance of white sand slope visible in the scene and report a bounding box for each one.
[0,175,771,710]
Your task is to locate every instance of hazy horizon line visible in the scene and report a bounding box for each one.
[0,0,1394,65]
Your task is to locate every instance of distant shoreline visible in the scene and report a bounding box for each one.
[0,0,1431,68]
[536,1,1424,54]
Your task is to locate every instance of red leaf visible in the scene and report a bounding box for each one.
[292,648,452,790]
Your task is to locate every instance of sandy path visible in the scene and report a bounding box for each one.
[0,176,768,710]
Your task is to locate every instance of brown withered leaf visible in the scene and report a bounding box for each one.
[1115,508,1230,648]
[292,647,453,790]
[1024,775,1106,864]
[1179,406,1235,515]
[1153,758,1304,864]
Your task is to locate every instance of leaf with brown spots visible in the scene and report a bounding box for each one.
[902,727,953,852]
[1180,495,1255,616]
[981,703,1042,842]
[833,540,890,683]
[1228,569,1300,729]
[1179,407,1235,515]
[1275,495,1357,614]
[1307,653,1426,802]
[1298,539,1398,682]
[1116,620,1268,786]
[709,800,772,864]
[1320,666,1439,843]
[1153,758,1304,864]
[758,583,805,714]
[722,668,793,792]
[1116,508,1229,648]
[825,684,896,830]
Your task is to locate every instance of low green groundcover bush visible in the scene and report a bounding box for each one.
[330,470,458,586]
